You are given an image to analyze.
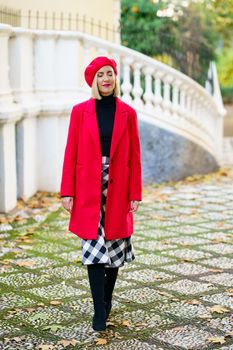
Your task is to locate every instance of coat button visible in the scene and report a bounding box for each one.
[109,179,113,184]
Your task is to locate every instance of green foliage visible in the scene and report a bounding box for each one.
[120,0,225,86]
[210,0,233,46]
[217,48,233,87]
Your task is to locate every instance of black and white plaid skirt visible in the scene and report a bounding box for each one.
[81,156,135,268]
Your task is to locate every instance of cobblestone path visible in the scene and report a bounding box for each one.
[0,169,233,349]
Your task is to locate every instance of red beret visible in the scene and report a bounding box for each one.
[84,56,118,87]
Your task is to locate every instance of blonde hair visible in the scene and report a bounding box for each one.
[91,72,120,100]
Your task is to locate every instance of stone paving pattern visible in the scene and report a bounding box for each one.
[0,169,233,349]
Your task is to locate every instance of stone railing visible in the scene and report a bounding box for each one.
[0,23,225,212]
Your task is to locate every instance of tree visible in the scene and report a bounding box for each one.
[121,0,219,85]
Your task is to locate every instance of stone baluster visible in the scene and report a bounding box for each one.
[186,90,192,119]
[143,66,154,110]
[9,28,40,201]
[111,52,121,93]
[179,85,187,116]
[153,70,163,114]
[33,31,61,192]
[132,62,143,108]
[121,57,133,104]
[83,41,92,90]
[163,75,172,111]
[171,79,181,121]
[55,33,80,103]
[34,31,57,103]
[0,24,22,212]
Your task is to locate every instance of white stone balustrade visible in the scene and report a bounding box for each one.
[0,24,225,213]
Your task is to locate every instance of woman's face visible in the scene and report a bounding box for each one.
[96,65,116,96]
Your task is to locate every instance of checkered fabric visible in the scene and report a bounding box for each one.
[81,156,135,268]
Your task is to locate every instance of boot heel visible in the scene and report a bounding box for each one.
[93,302,107,331]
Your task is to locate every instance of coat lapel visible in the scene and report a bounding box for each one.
[84,97,128,159]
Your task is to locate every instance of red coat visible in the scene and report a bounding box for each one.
[60,97,142,240]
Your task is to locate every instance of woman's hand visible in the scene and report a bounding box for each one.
[61,197,73,214]
[129,200,140,212]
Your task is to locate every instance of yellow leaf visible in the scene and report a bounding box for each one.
[209,305,230,314]
[16,260,36,267]
[122,320,131,327]
[208,336,226,344]
[226,288,233,293]
[208,268,224,273]
[210,238,227,244]
[95,338,107,345]
[25,308,35,313]
[185,299,202,305]
[57,339,78,347]
[1,259,12,265]
[217,221,226,226]
[14,215,24,221]
[50,300,63,305]
[0,217,9,223]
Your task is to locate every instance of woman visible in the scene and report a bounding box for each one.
[60,56,142,331]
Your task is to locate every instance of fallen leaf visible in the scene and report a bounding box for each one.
[25,308,35,313]
[209,305,230,314]
[50,300,63,306]
[210,238,227,244]
[11,337,22,342]
[95,338,107,345]
[1,259,12,265]
[157,291,172,297]
[37,303,45,306]
[42,324,63,332]
[219,170,228,176]
[30,313,50,321]
[121,320,131,327]
[225,331,233,338]
[0,216,9,223]
[180,258,195,262]
[38,344,55,350]
[185,299,202,305]
[208,268,224,273]
[199,314,212,319]
[217,221,226,226]
[226,288,233,293]
[14,215,24,222]
[207,336,226,344]
[16,260,36,267]
[57,339,78,347]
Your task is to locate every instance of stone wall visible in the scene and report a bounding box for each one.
[139,120,219,184]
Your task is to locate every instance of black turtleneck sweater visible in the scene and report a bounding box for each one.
[96,94,116,157]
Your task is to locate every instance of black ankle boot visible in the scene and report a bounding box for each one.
[93,302,107,331]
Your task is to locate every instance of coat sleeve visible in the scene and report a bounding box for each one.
[128,108,142,201]
[60,106,79,197]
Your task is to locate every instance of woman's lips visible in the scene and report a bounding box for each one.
[103,84,111,87]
